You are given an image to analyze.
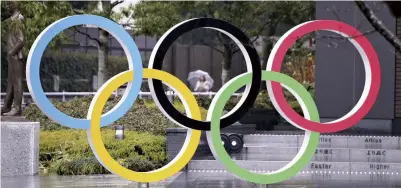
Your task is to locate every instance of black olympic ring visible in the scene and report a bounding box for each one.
[148,18,262,131]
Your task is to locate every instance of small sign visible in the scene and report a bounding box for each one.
[348,137,399,149]
[116,130,123,135]
[310,163,332,170]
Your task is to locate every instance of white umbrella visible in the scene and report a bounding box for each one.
[187,70,214,91]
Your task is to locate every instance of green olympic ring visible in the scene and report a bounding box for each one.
[206,71,320,184]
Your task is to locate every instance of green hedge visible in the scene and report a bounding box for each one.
[1,51,129,92]
[23,96,208,134]
[31,88,314,175]
[40,130,166,175]
[24,88,313,132]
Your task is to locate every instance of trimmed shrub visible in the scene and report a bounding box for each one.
[40,129,166,175]
[24,96,208,134]
[49,157,110,175]
[24,97,94,131]
[49,156,158,175]
[121,157,157,172]
[191,88,315,115]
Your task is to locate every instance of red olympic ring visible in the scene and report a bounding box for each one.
[266,20,381,133]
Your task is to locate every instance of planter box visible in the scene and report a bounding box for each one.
[166,129,211,161]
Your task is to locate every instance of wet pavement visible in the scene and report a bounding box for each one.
[170,170,401,188]
[4,132,401,187]
[1,174,179,188]
[3,172,401,188]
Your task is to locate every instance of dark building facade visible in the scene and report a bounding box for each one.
[1,27,250,93]
[315,2,400,134]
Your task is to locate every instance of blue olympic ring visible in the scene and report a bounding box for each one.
[26,15,143,129]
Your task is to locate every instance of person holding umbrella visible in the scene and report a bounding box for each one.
[194,75,212,92]
[187,70,214,92]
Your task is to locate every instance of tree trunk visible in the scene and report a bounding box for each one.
[260,23,278,90]
[221,67,231,86]
[221,45,233,86]
[97,29,109,89]
[261,38,274,90]
[220,33,233,86]
[355,1,401,53]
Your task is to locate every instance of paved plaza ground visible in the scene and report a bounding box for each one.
[2,172,401,188]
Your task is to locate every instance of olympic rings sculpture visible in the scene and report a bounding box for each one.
[26,15,381,184]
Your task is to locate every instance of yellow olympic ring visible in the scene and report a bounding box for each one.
[87,69,201,182]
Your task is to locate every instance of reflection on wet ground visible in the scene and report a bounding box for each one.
[1,174,178,188]
[4,132,401,187]
[3,172,401,188]
[170,170,401,188]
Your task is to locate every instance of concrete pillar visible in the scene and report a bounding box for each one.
[92,75,98,91]
[1,117,40,176]
[53,75,60,92]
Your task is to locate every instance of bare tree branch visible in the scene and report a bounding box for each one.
[199,40,223,54]
[317,38,340,49]
[325,6,342,22]
[125,12,134,25]
[245,20,272,49]
[117,12,134,29]
[355,1,401,52]
[243,10,268,33]
[73,26,101,46]
[121,24,140,32]
[74,38,96,48]
[64,31,76,41]
[315,29,377,49]
[121,23,134,28]
[73,9,85,15]
[216,32,225,46]
[231,20,273,55]
[111,0,124,9]
[315,29,376,40]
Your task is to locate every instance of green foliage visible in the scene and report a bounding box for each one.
[121,157,157,172]
[129,2,181,36]
[194,95,213,109]
[131,1,314,45]
[49,156,158,175]
[283,83,315,116]
[131,2,273,44]
[49,157,109,175]
[32,86,314,175]
[25,89,312,132]
[71,1,117,19]
[40,130,166,175]
[24,95,209,134]
[0,1,127,88]
[1,2,15,21]
[1,2,74,55]
[24,97,91,131]
[283,51,315,84]
[131,1,315,85]
[191,88,315,116]
[170,100,208,121]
